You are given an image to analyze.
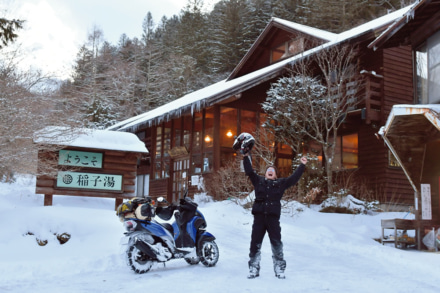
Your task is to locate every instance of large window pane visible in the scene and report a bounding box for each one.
[173,118,182,147]
[164,121,171,157]
[204,107,214,150]
[203,152,213,173]
[155,126,162,159]
[183,115,191,149]
[192,154,202,174]
[428,30,440,103]
[342,133,358,169]
[241,110,257,135]
[193,111,203,152]
[416,44,428,104]
[220,107,238,148]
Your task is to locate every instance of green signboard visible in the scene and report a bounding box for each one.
[58,150,103,168]
[57,171,123,192]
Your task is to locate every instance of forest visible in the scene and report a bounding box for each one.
[0,0,416,179]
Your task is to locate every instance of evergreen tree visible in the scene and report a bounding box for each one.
[209,0,250,73]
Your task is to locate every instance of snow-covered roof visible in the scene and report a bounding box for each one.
[34,127,148,153]
[380,104,440,136]
[109,6,412,132]
[271,18,337,41]
[369,1,421,50]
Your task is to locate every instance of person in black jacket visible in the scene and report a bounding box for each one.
[243,153,307,279]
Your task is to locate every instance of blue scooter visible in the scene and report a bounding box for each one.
[119,192,219,274]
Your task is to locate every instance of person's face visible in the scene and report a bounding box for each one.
[265,167,277,180]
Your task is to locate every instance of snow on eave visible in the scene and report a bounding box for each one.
[34,126,149,153]
[272,18,337,42]
[368,2,419,50]
[335,5,413,42]
[382,104,440,135]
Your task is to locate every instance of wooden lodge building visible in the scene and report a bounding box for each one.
[109,0,440,206]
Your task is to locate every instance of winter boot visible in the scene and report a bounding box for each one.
[247,264,260,279]
[272,243,286,279]
[247,253,261,279]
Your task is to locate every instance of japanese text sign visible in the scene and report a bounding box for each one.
[57,171,122,192]
[58,150,103,168]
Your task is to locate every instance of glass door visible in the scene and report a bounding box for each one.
[172,157,190,203]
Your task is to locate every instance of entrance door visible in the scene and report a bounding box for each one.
[172,157,190,203]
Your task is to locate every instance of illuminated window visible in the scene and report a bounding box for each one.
[220,107,238,148]
[332,133,358,170]
[155,127,162,159]
[204,107,214,150]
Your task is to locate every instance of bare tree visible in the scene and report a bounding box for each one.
[263,44,363,195]
[0,47,82,180]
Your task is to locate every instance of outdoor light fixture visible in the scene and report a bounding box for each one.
[204,135,212,142]
[226,130,233,137]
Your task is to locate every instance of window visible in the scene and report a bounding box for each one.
[271,38,304,63]
[203,153,213,173]
[220,107,238,148]
[241,110,257,134]
[416,44,428,104]
[193,111,203,152]
[173,118,182,147]
[277,158,292,178]
[155,126,162,159]
[136,174,149,196]
[204,107,214,150]
[416,30,440,104]
[183,115,191,149]
[332,133,358,170]
[163,121,171,158]
[388,151,401,168]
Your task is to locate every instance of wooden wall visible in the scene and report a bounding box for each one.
[382,45,416,203]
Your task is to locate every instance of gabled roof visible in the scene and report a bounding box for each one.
[368,0,440,50]
[109,6,412,133]
[227,18,337,80]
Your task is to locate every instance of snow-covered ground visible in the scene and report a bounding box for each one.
[1,176,439,293]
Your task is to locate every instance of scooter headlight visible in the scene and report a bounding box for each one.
[124,220,137,232]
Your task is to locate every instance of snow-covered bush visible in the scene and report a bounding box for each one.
[319,194,379,214]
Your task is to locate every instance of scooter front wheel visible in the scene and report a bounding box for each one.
[126,244,155,274]
[198,240,219,267]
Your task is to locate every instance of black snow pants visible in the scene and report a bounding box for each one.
[249,214,286,273]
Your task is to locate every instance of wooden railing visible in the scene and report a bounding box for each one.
[359,71,384,124]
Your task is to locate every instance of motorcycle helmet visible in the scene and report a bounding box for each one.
[232,132,255,154]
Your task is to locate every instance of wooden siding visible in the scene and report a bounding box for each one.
[149,178,169,199]
[382,45,415,203]
[382,46,414,118]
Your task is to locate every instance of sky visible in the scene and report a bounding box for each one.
[1,175,440,293]
[1,0,218,80]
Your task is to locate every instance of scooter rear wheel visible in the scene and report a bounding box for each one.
[126,244,155,274]
[198,240,219,267]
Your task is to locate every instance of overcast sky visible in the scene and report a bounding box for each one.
[2,0,217,80]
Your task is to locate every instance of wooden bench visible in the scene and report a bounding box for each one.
[381,219,417,248]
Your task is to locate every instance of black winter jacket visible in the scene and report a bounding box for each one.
[243,156,305,216]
